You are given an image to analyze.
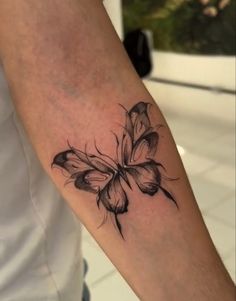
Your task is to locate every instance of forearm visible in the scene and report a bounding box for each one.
[0,1,234,300]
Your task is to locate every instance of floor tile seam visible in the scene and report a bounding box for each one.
[202,190,235,213]
[204,212,235,229]
[90,269,117,288]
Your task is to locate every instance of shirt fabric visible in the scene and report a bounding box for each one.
[0,65,84,301]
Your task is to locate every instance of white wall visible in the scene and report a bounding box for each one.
[151,51,236,91]
[103,0,123,39]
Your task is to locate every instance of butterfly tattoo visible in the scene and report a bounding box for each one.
[52,102,178,238]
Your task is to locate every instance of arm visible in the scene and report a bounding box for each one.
[0,1,234,300]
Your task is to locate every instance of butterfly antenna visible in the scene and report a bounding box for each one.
[111,130,119,145]
[97,212,108,229]
[153,124,164,131]
[93,138,117,168]
[155,162,179,181]
[67,139,71,148]
[67,141,85,159]
[114,214,125,240]
[119,171,131,189]
[54,168,70,178]
[162,174,180,182]
[64,177,75,187]
[111,130,121,165]
[115,121,126,129]
[159,186,179,209]
[84,143,97,169]
[158,163,167,172]
[67,140,78,153]
[96,191,101,209]
[154,161,179,181]
[50,164,59,170]
[115,123,130,135]
[146,102,155,117]
[118,103,128,113]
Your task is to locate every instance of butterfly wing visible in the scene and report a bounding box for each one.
[116,102,153,165]
[114,108,133,166]
[126,161,178,207]
[52,149,114,194]
[52,147,129,236]
[128,102,151,143]
[118,101,159,164]
[131,129,159,163]
[98,174,128,213]
[126,160,161,195]
[124,103,164,195]
[125,102,178,207]
[97,174,129,237]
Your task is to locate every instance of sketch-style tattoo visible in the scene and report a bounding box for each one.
[52,102,178,238]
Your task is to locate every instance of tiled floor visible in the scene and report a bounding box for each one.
[82,81,235,300]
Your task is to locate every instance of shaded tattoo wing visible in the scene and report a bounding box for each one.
[97,174,129,236]
[117,102,159,164]
[128,101,151,143]
[123,102,178,206]
[131,129,159,163]
[115,102,157,165]
[125,161,178,207]
[52,147,129,236]
[52,149,113,193]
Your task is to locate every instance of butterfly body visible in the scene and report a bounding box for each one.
[52,102,178,237]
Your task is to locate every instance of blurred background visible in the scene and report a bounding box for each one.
[82,1,235,300]
[123,0,235,55]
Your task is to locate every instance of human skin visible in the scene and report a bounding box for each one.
[0,1,235,300]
